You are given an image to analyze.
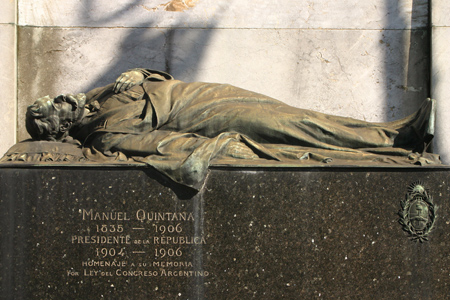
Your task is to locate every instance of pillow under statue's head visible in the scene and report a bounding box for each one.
[0,140,86,163]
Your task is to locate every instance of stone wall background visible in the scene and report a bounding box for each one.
[0,0,17,159]
[2,0,448,162]
[432,1,450,163]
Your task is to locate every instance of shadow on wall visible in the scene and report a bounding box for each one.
[80,0,227,92]
[383,0,430,122]
[14,0,228,142]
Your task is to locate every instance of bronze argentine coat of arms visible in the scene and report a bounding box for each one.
[398,182,436,242]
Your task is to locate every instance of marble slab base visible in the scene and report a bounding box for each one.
[1,166,449,299]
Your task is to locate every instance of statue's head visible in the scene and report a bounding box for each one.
[26,93,86,141]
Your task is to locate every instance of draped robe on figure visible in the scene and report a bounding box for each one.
[69,70,437,188]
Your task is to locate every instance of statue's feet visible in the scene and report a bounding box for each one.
[394,98,435,153]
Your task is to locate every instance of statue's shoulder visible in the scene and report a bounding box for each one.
[139,68,174,81]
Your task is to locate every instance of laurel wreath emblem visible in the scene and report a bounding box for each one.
[398,181,436,242]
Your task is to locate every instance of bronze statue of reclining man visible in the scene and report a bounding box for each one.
[24,68,438,187]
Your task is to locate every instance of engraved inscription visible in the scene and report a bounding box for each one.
[82,209,131,220]
[66,208,208,278]
[135,210,195,221]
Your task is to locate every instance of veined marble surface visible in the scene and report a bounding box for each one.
[16,27,428,141]
[0,24,16,158]
[0,0,15,24]
[432,20,450,163]
[18,0,428,29]
[2,0,444,162]
[432,0,450,26]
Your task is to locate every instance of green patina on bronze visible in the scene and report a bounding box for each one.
[1,68,440,188]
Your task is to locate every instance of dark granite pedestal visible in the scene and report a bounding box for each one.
[1,166,450,299]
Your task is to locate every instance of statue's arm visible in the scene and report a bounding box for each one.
[220,140,258,159]
[89,130,257,160]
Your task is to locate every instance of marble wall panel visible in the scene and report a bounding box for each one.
[432,27,450,164]
[431,0,450,163]
[17,27,429,141]
[0,24,16,157]
[18,0,428,29]
[0,0,16,24]
[0,0,16,157]
[432,0,450,27]
[170,29,429,122]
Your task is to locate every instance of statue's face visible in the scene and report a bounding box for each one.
[33,94,81,122]
[27,93,86,141]
[35,94,86,122]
